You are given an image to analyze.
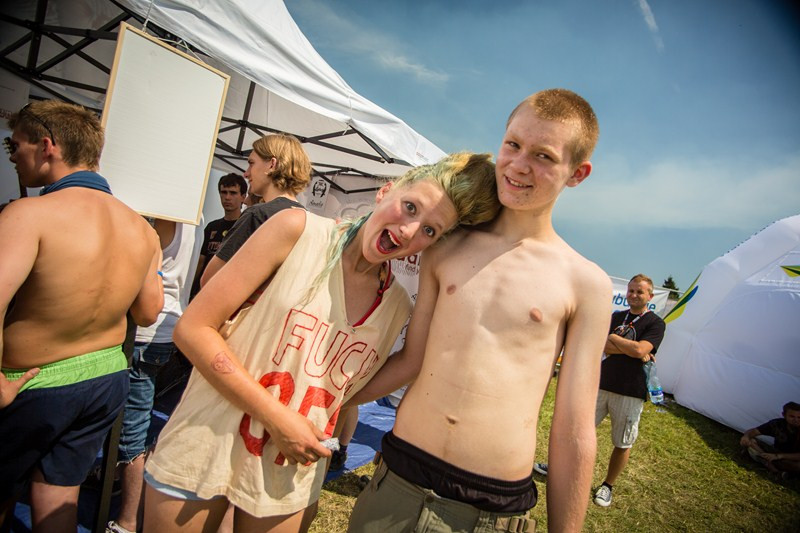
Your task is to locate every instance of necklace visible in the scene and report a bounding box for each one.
[352,261,392,328]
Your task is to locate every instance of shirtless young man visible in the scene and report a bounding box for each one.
[0,100,164,531]
[346,89,612,533]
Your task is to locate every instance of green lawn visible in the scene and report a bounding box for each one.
[311,379,800,532]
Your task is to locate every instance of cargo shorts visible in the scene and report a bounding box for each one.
[347,461,536,533]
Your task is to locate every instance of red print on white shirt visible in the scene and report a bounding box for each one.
[239,308,381,461]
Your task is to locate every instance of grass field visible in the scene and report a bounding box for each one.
[310,379,800,532]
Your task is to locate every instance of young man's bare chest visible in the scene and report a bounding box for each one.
[439,238,570,320]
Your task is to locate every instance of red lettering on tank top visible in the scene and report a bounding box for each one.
[239,372,294,456]
[344,348,379,396]
[273,386,339,465]
[304,329,347,378]
[274,309,380,389]
[329,344,375,392]
[273,310,318,366]
[240,308,387,459]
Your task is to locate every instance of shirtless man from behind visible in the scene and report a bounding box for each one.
[347,89,612,533]
[0,100,163,532]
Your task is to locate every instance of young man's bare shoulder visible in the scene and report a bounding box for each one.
[0,196,51,228]
[424,225,493,262]
[559,243,611,298]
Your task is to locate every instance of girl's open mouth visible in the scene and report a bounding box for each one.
[377,229,400,254]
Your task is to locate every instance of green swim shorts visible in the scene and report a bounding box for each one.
[2,345,127,393]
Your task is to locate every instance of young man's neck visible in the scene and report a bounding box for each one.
[262,189,297,204]
[222,210,241,221]
[48,163,93,185]
[493,205,558,241]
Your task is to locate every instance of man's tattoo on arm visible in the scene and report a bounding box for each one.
[211,352,235,374]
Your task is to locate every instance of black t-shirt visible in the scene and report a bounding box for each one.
[215,197,304,262]
[757,418,800,453]
[599,310,666,400]
[190,217,237,298]
[200,217,237,259]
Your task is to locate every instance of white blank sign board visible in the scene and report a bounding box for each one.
[100,23,229,224]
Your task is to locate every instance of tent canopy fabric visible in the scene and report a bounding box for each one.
[0,0,445,192]
[657,215,800,433]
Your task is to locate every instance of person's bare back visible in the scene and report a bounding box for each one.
[0,99,165,532]
[394,223,609,480]
[1,188,162,368]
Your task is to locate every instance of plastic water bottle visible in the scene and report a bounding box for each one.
[643,361,664,405]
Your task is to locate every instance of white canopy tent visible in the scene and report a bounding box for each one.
[1,2,447,528]
[0,0,445,198]
[657,215,800,432]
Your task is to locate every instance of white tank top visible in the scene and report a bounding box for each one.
[146,212,411,516]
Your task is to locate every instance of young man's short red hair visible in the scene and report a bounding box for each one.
[506,88,599,167]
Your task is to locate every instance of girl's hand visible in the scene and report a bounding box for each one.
[265,406,332,465]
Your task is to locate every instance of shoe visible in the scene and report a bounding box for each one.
[593,484,612,507]
[533,462,548,476]
[329,448,347,472]
[106,521,135,533]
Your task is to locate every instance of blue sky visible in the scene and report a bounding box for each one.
[286,0,800,291]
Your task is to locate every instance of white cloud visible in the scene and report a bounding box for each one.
[558,152,800,231]
[291,0,448,86]
[636,0,664,52]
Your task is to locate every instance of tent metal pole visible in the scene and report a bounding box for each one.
[25,0,48,72]
[37,74,106,94]
[236,82,257,152]
[35,13,129,73]
[92,316,137,533]
[45,31,112,74]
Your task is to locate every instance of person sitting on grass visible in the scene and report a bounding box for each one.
[740,401,800,479]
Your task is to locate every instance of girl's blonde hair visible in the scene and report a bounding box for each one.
[308,152,500,298]
[392,151,499,226]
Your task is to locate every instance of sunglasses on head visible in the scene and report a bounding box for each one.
[3,103,57,156]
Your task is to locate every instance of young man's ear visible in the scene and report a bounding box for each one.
[566,161,592,188]
[40,136,57,158]
[375,181,394,203]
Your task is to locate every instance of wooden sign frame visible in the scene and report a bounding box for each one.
[100,22,230,224]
